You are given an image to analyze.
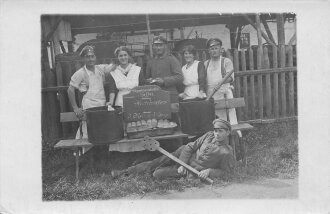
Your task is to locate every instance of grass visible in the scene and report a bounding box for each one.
[42,120,298,200]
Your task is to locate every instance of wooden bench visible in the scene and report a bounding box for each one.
[55,103,187,181]
[55,99,252,181]
[214,96,253,165]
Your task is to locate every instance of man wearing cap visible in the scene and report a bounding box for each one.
[67,45,116,141]
[205,38,242,139]
[145,35,183,102]
[111,119,236,181]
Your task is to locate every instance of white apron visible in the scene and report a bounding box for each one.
[206,58,241,137]
[75,67,106,153]
[111,64,140,107]
[182,60,200,99]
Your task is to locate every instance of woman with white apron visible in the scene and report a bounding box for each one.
[205,38,242,138]
[110,46,144,107]
[67,46,116,153]
[179,45,207,100]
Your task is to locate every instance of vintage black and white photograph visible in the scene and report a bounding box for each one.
[1,1,330,213]
[41,13,298,200]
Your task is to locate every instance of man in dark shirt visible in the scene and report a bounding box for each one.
[111,119,236,181]
[145,36,183,102]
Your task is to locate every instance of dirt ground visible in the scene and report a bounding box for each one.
[123,177,298,199]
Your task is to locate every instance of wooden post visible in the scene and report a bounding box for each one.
[179,27,185,39]
[41,44,61,142]
[67,61,77,133]
[256,14,264,119]
[287,45,295,116]
[243,15,276,47]
[241,49,249,120]
[272,45,279,118]
[277,14,286,46]
[146,14,153,58]
[261,19,276,45]
[248,47,255,119]
[233,49,241,120]
[277,14,286,117]
[263,46,272,118]
[56,62,70,138]
[228,25,237,49]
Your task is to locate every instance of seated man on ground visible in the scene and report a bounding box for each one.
[111,119,236,181]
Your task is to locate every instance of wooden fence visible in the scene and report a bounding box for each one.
[41,45,297,145]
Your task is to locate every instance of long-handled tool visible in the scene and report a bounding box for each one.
[206,69,234,100]
[142,136,214,184]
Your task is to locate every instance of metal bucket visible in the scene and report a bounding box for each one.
[86,106,124,144]
[179,98,215,136]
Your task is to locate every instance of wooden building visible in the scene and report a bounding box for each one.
[41,13,297,148]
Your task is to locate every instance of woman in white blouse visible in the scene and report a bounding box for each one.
[110,46,144,107]
[179,45,207,100]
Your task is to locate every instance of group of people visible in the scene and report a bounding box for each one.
[67,35,240,181]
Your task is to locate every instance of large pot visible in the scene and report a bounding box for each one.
[179,98,215,136]
[86,106,124,144]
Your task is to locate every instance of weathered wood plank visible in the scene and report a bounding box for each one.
[272,45,279,118]
[279,44,287,116]
[56,62,70,137]
[231,123,254,132]
[234,67,296,77]
[257,46,263,119]
[233,49,241,121]
[264,46,272,118]
[256,14,264,119]
[55,131,189,149]
[241,49,249,120]
[287,45,295,116]
[249,47,256,119]
[215,97,246,109]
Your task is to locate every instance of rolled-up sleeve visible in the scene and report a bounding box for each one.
[69,69,84,89]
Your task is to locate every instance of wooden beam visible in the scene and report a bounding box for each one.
[287,32,296,46]
[186,26,195,39]
[146,14,153,57]
[44,16,62,42]
[227,24,237,48]
[235,26,242,48]
[59,41,66,53]
[243,15,276,47]
[255,15,263,48]
[178,27,185,39]
[261,19,276,45]
[276,14,285,45]
[215,97,246,109]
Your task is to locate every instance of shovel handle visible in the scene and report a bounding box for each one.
[143,137,213,184]
[206,69,234,100]
[156,146,214,184]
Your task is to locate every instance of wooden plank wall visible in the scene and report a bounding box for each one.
[41,45,297,142]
